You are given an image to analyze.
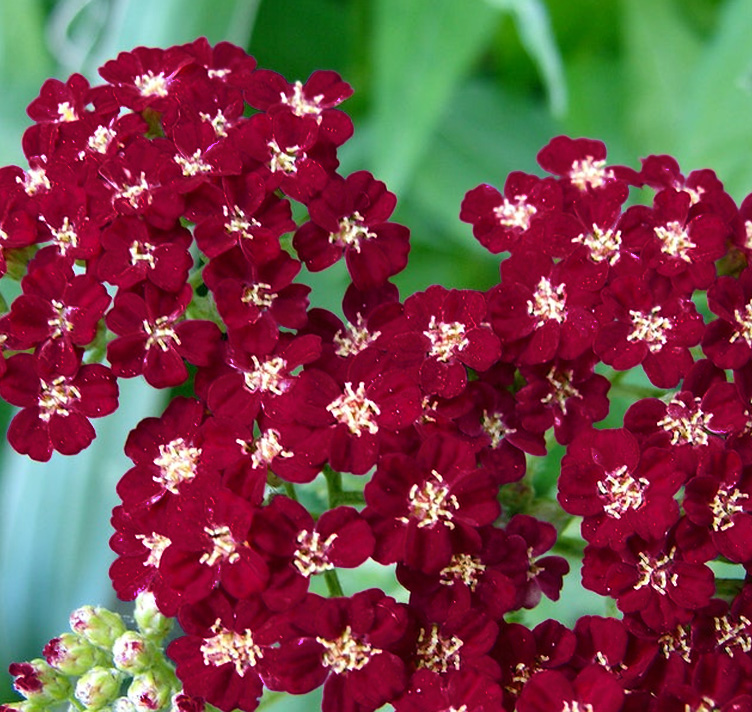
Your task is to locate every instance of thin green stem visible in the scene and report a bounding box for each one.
[283,482,299,501]
[323,569,344,597]
[323,464,343,507]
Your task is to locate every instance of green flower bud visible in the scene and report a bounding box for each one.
[70,606,127,650]
[133,592,173,641]
[111,697,138,712]
[112,632,153,675]
[0,702,47,712]
[74,666,124,709]
[127,670,173,712]
[8,659,71,703]
[43,632,108,675]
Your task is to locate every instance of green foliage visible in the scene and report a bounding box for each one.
[1,0,752,707]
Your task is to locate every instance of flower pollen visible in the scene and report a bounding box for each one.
[241,282,276,308]
[714,614,752,655]
[596,465,649,519]
[401,470,459,529]
[38,376,81,421]
[541,367,580,415]
[281,81,325,119]
[573,225,622,265]
[47,299,74,338]
[657,397,711,446]
[528,277,566,326]
[481,410,516,448]
[633,549,678,595]
[242,430,293,469]
[423,316,469,362]
[654,221,695,261]
[174,149,212,177]
[569,156,613,191]
[416,625,463,674]
[152,437,201,494]
[730,301,752,347]
[243,356,288,395]
[627,306,672,353]
[268,140,299,174]
[135,532,171,568]
[130,240,156,268]
[144,316,181,352]
[316,626,378,674]
[200,619,263,676]
[293,530,337,577]
[134,71,169,98]
[710,485,748,532]
[223,205,261,239]
[326,381,380,436]
[493,195,536,230]
[328,212,376,253]
[439,553,486,591]
[333,314,380,357]
[199,526,241,567]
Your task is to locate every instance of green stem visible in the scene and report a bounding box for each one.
[257,691,285,710]
[333,490,365,506]
[323,465,342,507]
[323,569,344,597]
[283,482,299,501]
[610,383,666,400]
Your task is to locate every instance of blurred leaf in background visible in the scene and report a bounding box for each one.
[1,0,751,708]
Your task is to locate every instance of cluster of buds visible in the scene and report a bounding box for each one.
[3,37,752,711]
[1,592,201,711]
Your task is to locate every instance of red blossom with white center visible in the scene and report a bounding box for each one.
[235,112,329,203]
[7,255,110,372]
[704,267,752,369]
[595,273,704,388]
[488,249,599,365]
[364,435,500,573]
[459,171,562,255]
[267,590,409,712]
[586,536,715,631]
[386,286,500,399]
[106,283,221,389]
[116,396,211,510]
[92,137,186,230]
[516,353,611,445]
[558,428,683,547]
[681,448,752,563]
[293,171,410,289]
[191,172,295,263]
[98,44,193,111]
[168,590,280,712]
[109,504,182,616]
[251,496,374,585]
[95,216,192,293]
[516,665,624,712]
[0,351,118,461]
[159,482,269,603]
[537,136,628,203]
[204,248,310,332]
[245,69,354,146]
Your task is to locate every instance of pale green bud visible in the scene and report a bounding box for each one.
[70,606,127,650]
[112,632,153,675]
[127,669,173,712]
[133,592,173,640]
[111,697,138,712]
[74,666,124,709]
[9,659,71,703]
[43,632,108,675]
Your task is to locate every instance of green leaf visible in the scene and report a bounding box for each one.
[370,0,500,193]
[0,380,167,697]
[680,0,752,198]
[485,0,567,116]
[81,0,259,77]
[620,0,703,157]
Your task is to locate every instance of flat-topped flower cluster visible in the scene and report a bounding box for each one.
[3,37,752,712]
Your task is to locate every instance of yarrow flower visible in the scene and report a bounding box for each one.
[6,36,752,712]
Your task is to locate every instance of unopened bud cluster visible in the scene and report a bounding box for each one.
[3,593,202,712]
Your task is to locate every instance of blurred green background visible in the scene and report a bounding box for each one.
[1,0,751,707]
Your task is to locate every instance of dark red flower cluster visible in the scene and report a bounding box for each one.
[4,39,752,712]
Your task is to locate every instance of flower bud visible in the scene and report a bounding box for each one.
[0,702,48,712]
[43,632,107,675]
[170,692,205,712]
[111,698,138,712]
[70,605,127,650]
[74,666,124,709]
[133,592,173,640]
[8,660,71,702]
[112,631,153,674]
[127,670,173,711]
